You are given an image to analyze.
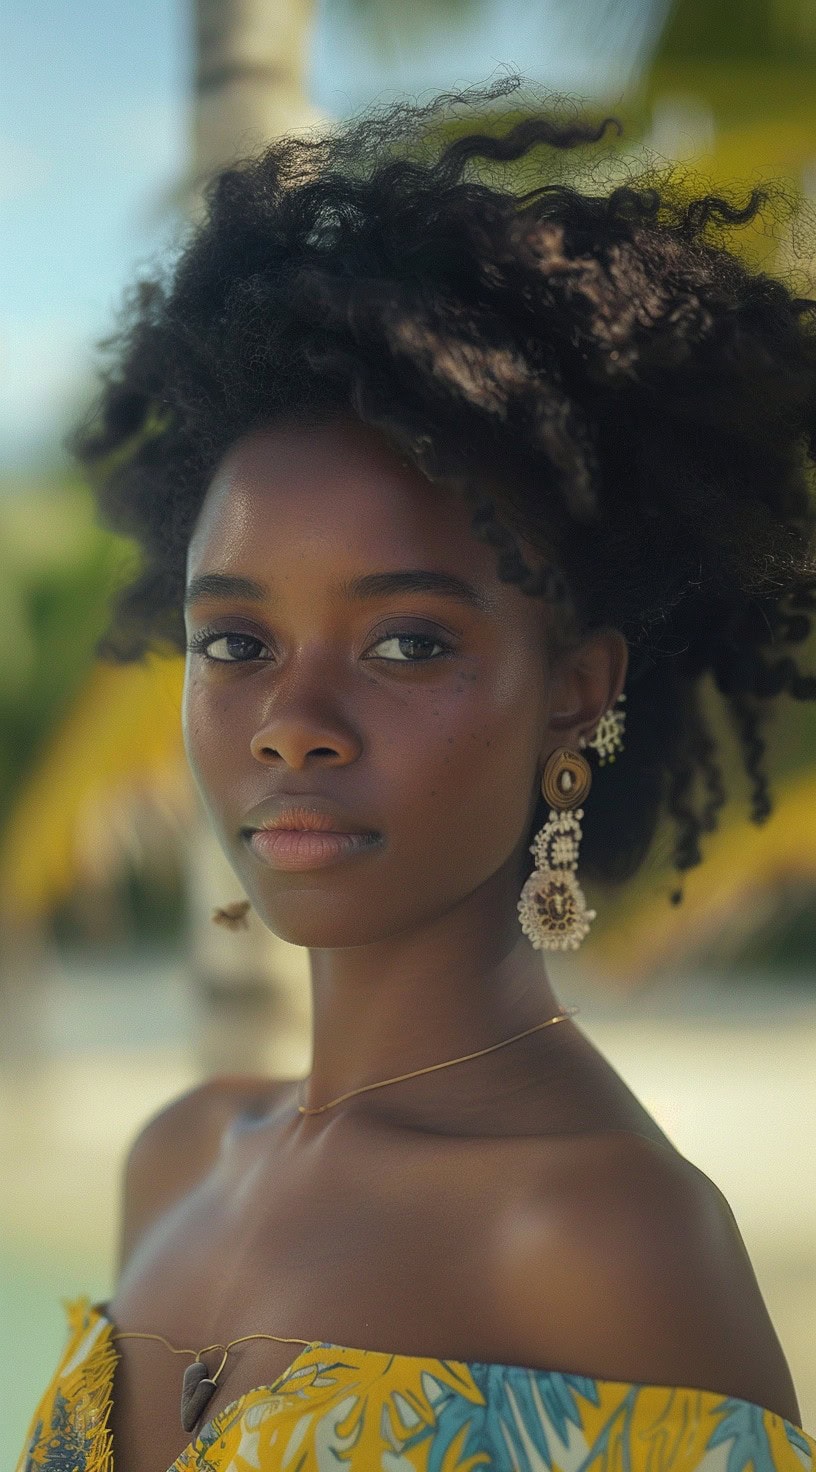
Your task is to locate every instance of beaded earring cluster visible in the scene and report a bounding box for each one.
[517,693,626,951]
[579,690,627,766]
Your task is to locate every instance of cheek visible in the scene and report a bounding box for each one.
[398,659,543,871]
[181,667,241,802]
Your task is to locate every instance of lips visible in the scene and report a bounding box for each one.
[242,796,379,839]
[242,798,382,873]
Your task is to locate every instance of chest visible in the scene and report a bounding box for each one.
[105,1124,539,1472]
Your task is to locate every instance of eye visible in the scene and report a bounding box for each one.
[187,630,270,663]
[366,629,452,662]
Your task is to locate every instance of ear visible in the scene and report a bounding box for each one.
[546,627,628,747]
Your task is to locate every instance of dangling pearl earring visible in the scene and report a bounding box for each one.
[517,747,596,951]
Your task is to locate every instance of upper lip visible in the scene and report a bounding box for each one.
[243,795,379,836]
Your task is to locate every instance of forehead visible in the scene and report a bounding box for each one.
[188,416,513,591]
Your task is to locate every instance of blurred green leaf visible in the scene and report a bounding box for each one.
[0,476,135,833]
[657,0,816,62]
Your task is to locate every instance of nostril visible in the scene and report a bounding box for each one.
[252,745,340,759]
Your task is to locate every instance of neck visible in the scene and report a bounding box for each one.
[296,862,569,1128]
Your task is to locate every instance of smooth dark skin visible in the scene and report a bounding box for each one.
[104,417,802,1472]
[184,414,628,1118]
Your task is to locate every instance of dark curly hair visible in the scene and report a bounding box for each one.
[72,73,816,907]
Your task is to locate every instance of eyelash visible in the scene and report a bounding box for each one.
[185,625,455,665]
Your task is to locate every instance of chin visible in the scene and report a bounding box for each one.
[246,891,391,950]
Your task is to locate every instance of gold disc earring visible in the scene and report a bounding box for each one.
[517,747,596,951]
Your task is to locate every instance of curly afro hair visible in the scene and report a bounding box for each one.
[72,73,816,906]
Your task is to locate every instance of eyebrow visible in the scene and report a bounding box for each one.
[184,569,493,613]
[184,574,266,609]
[347,570,492,611]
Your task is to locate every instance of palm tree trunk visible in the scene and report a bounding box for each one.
[184,0,329,1076]
[191,0,329,193]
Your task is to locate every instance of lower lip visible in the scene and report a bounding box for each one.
[247,828,381,870]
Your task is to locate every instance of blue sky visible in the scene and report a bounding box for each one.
[1,0,664,473]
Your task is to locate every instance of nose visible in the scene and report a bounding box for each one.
[249,699,362,769]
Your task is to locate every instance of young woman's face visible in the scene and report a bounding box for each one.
[182,415,572,948]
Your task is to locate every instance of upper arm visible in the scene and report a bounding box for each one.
[506,1135,802,1428]
[116,1078,226,1280]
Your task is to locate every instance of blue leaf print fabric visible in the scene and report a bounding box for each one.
[16,1297,816,1472]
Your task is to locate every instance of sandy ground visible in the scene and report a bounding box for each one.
[2,953,815,1460]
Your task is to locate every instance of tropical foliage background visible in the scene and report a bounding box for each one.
[2,0,816,998]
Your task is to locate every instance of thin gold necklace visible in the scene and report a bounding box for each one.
[110,1002,579,1435]
[297,1005,579,1114]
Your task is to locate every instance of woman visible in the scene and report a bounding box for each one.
[16,75,816,1471]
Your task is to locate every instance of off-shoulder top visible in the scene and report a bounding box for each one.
[16,1296,816,1471]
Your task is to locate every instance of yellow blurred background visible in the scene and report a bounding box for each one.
[2,0,816,1454]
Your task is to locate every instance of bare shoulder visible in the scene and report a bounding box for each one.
[504,1131,802,1428]
[116,1074,287,1276]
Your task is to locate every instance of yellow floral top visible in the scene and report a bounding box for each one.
[16,1296,816,1472]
